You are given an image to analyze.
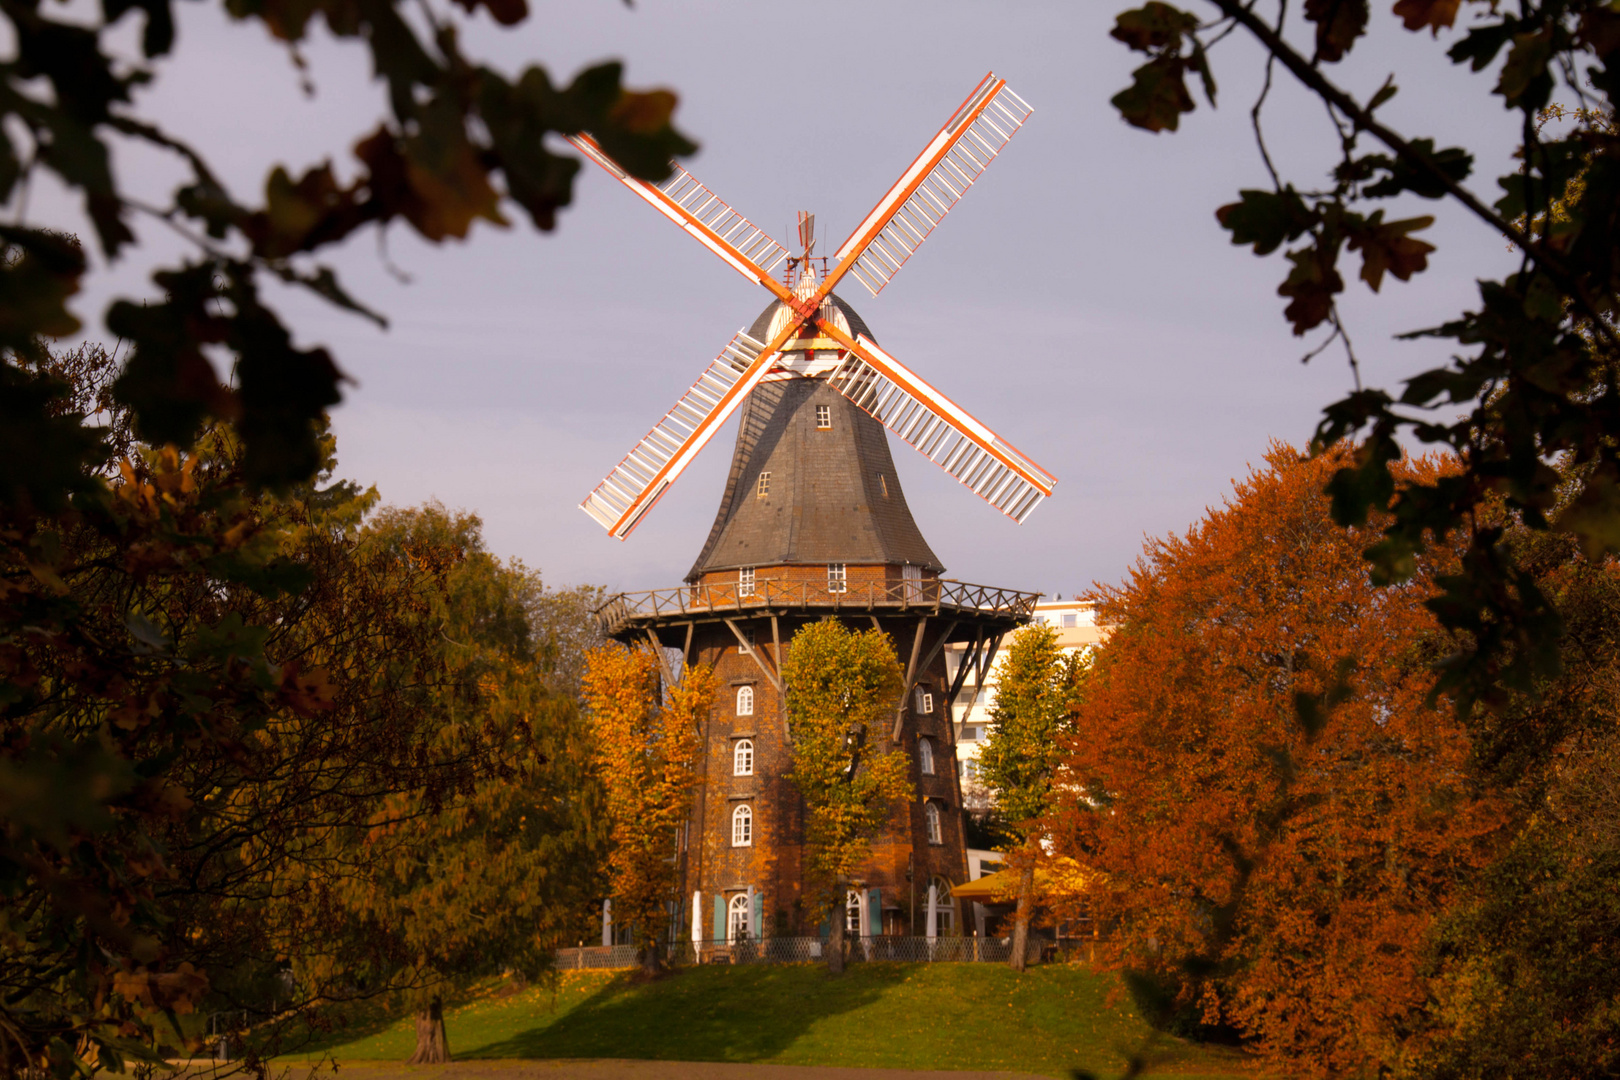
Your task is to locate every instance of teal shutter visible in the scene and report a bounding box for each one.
[818,915,830,938]
[752,891,764,940]
[713,895,724,942]
[868,888,882,936]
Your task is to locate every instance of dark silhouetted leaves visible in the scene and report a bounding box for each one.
[1277,240,1344,335]
[1109,4,1211,133]
[1216,187,1316,255]
[1347,212,1435,291]
[1392,0,1463,34]
[1360,138,1474,199]
[1304,0,1369,62]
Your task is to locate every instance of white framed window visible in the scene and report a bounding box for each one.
[1062,613,1078,628]
[816,404,831,429]
[845,889,862,932]
[827,563,847,593]
[736,685,754,717]
[929,876,955,933]
[962,759,980,782]
[757,471,770,497]
[914,686,934,714]
[925,802,943,845]
[728,893,750,943]
[739,566,756,597]
[918,737,935,776]
[733,738,754,776]
[737,627,755,654]
[731,804,753,846]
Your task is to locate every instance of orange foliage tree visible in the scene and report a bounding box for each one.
[581,645,712,975]
[1049,444,1508,1075]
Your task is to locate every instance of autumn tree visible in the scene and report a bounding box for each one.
[780,619,911,976]
[268,505,610,1065]
[581,645,712,977]
[0,340,610,1075]
[1049,444,1508,1076]
[1104,1,1620,714]
[977,623,1085,972]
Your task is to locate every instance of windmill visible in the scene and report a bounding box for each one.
[572,72,1055,541]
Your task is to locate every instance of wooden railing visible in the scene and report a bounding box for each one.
[596,578,1039,636]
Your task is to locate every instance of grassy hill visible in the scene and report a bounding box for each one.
[295,963,1259,1079]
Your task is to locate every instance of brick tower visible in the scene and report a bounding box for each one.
[597,288,1037,949]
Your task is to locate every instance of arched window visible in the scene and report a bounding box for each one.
[918,737,935,775]
[736,685,754,716]
[846,889,862,933]
[929,875,955,934]
[731,804,753,847]
[925,802,943,845]
[728,893,750,943]
[733,738,754,776]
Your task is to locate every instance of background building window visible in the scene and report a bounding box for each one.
[728,893,750,943]
[918,737,935,775]
[757,471,770,497]
[731,804,752,846]
[846,889,862,932]
[929,875,955,933]
[739,566,755,596]
[733,738,754,776]
[925,802,943,845]
[827,563,847,593]
[736,685,754,717]
[1062,613,1078,628]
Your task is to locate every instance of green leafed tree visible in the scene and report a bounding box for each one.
[780,619,911,975]
[273,504,611,1065]
[977,623,1086,972]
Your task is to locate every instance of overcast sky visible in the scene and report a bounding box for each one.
[31,1,1526,598]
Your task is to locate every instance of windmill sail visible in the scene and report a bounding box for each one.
[823,331,1056,524]
[569,134,792,298]
[581,331,776,538]
[827,74,1033,299]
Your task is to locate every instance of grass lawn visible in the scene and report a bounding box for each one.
[292,963,1259,1079]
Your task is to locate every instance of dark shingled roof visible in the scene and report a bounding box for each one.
[684,295,944,583]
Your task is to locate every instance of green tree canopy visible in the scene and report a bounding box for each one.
[780,619,910,974]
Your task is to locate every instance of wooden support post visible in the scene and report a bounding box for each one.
[646,629,677,688]
[892,617,928,741]
[682,621,695,670]
[724,618,783,692]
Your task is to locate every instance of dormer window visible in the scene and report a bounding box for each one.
[757,472,770,497]
[816,404,831,429]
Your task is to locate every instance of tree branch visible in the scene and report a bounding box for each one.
[1207,0,1620,352]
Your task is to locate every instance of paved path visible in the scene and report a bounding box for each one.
[278,1061,1045,1080]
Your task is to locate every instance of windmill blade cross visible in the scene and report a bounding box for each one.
[580,311,820,539]
[818,322,1056,524]
[570,133,795,301]
[818,73,1033,301]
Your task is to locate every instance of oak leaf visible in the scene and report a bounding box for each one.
[1348,213,1435,291]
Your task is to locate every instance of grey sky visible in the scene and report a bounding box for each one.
[33,1,1525,598]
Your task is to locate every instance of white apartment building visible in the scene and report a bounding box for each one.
[944,597,1103,812]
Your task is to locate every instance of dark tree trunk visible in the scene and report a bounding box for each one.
[826,881,847,975]
[1008,862,1036,973]
[405,995,450,1064]
[638,942,665,978]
